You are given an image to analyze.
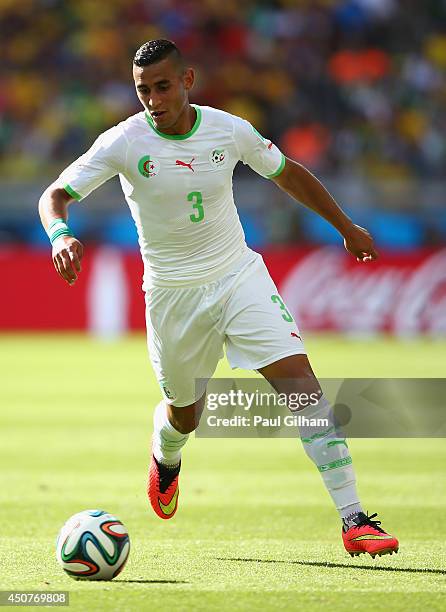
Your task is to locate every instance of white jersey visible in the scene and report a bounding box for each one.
[58,104,285,288]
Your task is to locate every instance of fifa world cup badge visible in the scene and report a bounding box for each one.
[161,383,176,401]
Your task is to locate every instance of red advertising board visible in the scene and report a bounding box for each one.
[264,247,446,336]
[1,247,445,335]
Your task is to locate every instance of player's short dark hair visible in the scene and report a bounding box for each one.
[133,39,184,71]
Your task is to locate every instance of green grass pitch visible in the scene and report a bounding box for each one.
[0,334,445,611]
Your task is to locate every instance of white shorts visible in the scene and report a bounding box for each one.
[145,250,306,407]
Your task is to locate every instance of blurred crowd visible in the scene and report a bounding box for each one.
[1,0,445,180]
[1,0,445,249]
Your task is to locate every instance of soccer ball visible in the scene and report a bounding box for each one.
[56,509,130,580]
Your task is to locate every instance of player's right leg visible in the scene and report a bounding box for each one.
[144,284,224,519]
[149,395,207,519]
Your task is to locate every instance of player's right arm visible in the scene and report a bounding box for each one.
[38,185,84,286]
[38,125,123,286]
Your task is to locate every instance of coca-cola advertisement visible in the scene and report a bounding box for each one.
[264,247,446,336]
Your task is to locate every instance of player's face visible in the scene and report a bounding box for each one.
[133,58,194,132]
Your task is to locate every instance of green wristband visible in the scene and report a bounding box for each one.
[50,228,74,244]
[47,220,74,244]
[47,218,66,232]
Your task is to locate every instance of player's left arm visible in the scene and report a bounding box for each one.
[272,158,378,262]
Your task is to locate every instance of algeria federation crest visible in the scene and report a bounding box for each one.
[209,148,227,167]
[138,155,159,178]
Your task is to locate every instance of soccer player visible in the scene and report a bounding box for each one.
[39,39,398,558]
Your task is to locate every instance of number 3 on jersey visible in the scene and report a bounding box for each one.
[188,191,204,223]
[271,294,294,322]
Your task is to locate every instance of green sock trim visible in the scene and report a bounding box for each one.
[318,456,352,472]
[301,426,335,444]
[327,439,348,449]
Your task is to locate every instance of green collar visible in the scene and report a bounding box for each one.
[145,105,202,140]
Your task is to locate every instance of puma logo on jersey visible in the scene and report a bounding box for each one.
[176,158,195,172]
[290,332,302,340]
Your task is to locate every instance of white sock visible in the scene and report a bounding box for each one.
[296,396,363,520]
[152,401,189,467]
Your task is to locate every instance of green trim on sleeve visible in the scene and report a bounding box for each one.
[267,153,286,179]
[64,183,82,201]
[145,105,202,140]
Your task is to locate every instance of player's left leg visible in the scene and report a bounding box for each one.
[222,253,398,556]
[258,354,399,558]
